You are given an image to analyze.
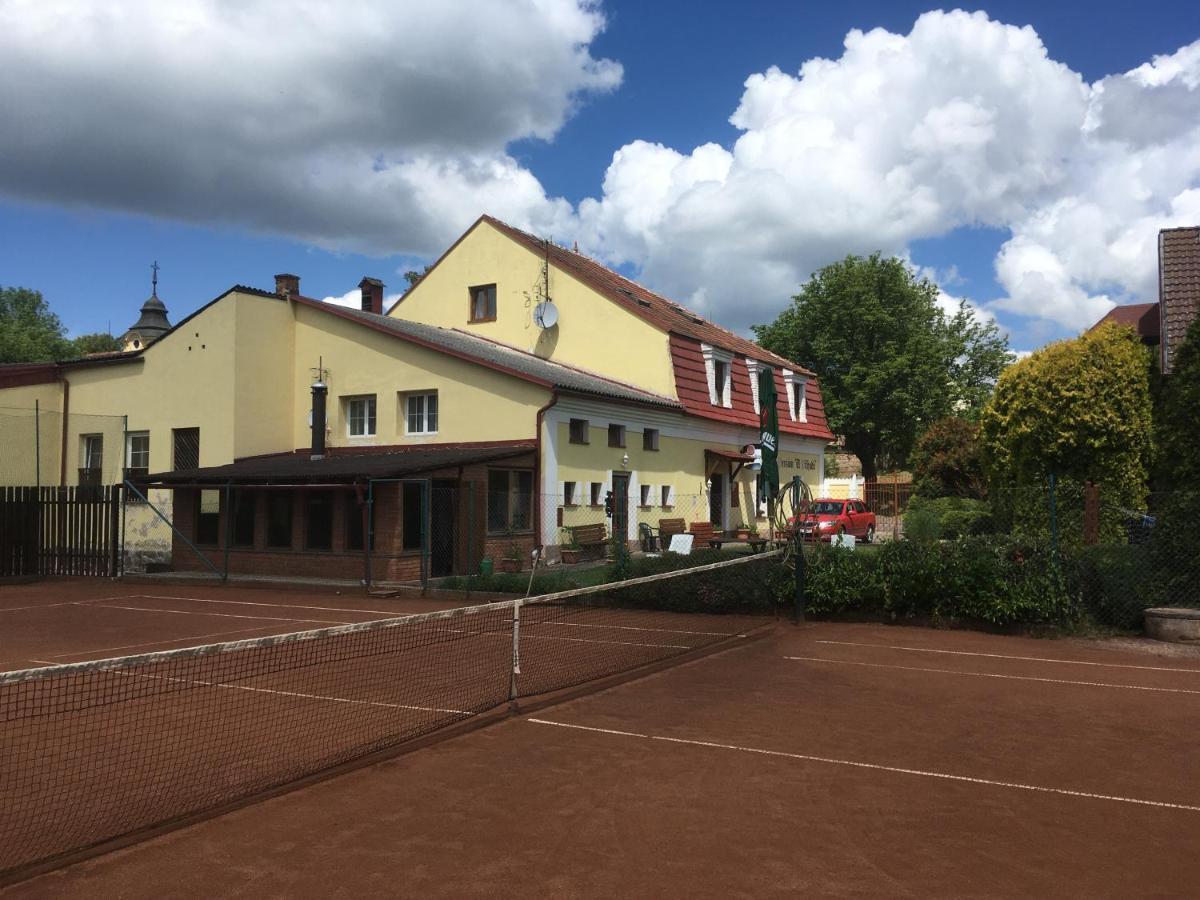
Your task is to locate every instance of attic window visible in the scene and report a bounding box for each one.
[783,369,808,423]
[689,314,703,324]
[700,343,733,408]
[745,359,762,415]
[636,298,652,308]
[469,284,497,322]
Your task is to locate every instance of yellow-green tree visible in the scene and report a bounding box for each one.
[979,323,1153,541]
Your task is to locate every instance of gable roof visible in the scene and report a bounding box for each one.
[1160,226,1200,374]
[393,214,815,376]
[290,295,681,410]
[1088,302,1159,342]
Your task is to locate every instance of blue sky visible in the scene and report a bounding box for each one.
[1,1,1198,351]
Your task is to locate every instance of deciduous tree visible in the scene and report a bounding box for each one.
[754,254,1009,480]
[0,286,74,363]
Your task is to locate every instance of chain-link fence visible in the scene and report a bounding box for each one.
[0,407,128,488]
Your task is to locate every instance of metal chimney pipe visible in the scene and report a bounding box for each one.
[310,381,328,459]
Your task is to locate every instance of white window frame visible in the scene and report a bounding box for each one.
[81,434,103,471]
[590,482,604,507]
[660,484,676,508]
[639,484,653,508]
[561,481,579,506]
[125,431,150,469]
[701,343,734,408]
[783,370,808,422]
[745,359,762,414]
[404,391,439,436]
[346,395,377,437]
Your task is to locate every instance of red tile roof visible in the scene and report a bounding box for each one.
[670,334,834,441]
[478,215,816,376]
[1160,226,1200,374]
[1089,302,1159,337]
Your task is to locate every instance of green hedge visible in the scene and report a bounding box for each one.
[903,496,994,542]
[799,538,1076,626]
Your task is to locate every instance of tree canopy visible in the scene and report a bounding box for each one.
[0,286,75,363]
[978,322,1152,512]
[753,253,1009,480]
[73,332,124,356]
[1154,316,1200,485]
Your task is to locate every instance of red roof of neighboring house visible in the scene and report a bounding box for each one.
[1088,302,1160,342]
[1160,226,1200,373]
[670,334,834,441]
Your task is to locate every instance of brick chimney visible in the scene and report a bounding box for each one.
[359,277,384,314]
[275,273,300,298]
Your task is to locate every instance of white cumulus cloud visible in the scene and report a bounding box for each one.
[0,0,619,255]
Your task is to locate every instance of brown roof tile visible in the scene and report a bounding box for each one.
[1160,226,1200,373]
[478,215,815,376]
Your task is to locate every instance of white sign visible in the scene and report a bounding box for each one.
[832,533,856,550]
[668,534,694,555]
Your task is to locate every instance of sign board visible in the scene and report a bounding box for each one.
[831,533,856,550]
[667,534,694,555]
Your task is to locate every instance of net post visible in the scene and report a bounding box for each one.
[222,482,232,583]
[792,475,806,624]
[509,599,522,702]
[465,481,474,603]
[365,480,375,590]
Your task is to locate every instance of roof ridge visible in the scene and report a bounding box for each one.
[479,214,812,374]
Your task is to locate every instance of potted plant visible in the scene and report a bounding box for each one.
[734,521,751,541]
[499,530,523,574]
[560,527,583,564]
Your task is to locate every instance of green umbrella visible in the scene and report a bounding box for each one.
[757,366,779,499]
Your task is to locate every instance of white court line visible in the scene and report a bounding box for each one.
[37,624,292,660]
[0,596,149,613]
[785,656,1200,696]
[528,718,1200,814]
[137,595,403,617]
[83,603,353,626]
[545,622,734,638]
[815,640,1200,675]
[29,660,473,717]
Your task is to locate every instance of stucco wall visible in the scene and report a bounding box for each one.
[389,221,678,398]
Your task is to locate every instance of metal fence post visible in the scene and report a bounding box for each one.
[792,475,806,624]
[466,481,475,602]
[34,400,40,489]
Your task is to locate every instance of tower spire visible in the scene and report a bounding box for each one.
[151,260,160,297]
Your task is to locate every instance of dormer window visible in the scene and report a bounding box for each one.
[745,359,762,414]
[701,343,733,408]
[783,370,808,422]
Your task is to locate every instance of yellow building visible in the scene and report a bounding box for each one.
[0,215,833,580]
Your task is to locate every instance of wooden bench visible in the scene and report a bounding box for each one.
[687,521,724,550]
[567,522,608,559]
[656,518,686,551]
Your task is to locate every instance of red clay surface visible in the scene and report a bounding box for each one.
[0,578,469,672]
[6,619,1200,898]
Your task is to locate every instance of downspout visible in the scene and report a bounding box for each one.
[533,390,560,552]
[59,376,70,486]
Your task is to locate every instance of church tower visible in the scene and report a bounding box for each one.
[122,261,172,351]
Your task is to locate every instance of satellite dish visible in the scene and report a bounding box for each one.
[534,301,559,329]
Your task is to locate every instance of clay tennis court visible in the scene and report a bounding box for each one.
[4,580,1200,896]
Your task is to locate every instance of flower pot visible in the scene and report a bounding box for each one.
[499,558,521,574]
[735,530,750,541]
[561,548,583,564]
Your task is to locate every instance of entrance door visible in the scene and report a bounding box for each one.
[709,472,725,529]
[430,479,456,577]
[611,472,630,547]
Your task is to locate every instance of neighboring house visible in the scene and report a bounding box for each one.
[0,214,834,581]
[1088,302,1160,350]
[1160,226,1200,374]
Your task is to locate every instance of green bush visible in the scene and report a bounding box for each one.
[792,537,1077,627]
[1076,544,1159,630]
[904,496,993,541]
[612,550,780,614]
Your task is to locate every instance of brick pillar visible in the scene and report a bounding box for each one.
[1083,481,1100,545]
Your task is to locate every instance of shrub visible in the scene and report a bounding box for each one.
[800,544,885,615]
[904,496,993,540]
[1076,544,1160,630]
[613,550,779,614]
[911,417,986,499]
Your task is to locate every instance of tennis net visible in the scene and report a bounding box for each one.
[0,552,778,881]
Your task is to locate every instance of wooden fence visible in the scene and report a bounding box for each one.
[0,485,121,578]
